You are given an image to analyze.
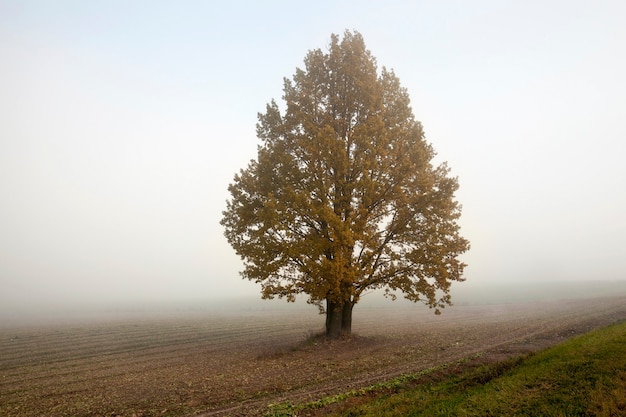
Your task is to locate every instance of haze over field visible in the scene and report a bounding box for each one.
[1,1,625,315]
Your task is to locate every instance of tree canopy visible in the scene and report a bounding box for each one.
[221,31,470,338]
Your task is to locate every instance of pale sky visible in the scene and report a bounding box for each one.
[1,0,625,312]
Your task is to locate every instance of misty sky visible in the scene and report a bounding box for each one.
[1,1,625,312]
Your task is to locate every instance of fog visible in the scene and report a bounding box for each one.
[1,1,625,320]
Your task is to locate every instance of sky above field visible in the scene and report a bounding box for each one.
[1,0,625,312]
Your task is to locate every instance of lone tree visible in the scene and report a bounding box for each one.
[221,31,469,339]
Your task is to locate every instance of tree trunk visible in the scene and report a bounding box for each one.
[341,302,353,335]
[325,299,334,334]
[325,299,354,339]
[325,299,344,339]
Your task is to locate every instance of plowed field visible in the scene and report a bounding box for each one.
[2,295,626,416]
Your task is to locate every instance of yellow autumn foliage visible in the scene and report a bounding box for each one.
[221,31,469,336]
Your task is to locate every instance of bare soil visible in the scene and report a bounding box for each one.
[1,295,626,417]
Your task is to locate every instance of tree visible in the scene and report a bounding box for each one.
[221,31,470,339]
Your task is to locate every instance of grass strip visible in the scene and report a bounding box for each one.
[326,321,626,416]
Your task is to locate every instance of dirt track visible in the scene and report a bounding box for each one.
[1,295,626,417]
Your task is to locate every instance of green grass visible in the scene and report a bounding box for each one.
[268,321,626,416]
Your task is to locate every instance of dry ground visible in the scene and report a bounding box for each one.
[1,295,626,417]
